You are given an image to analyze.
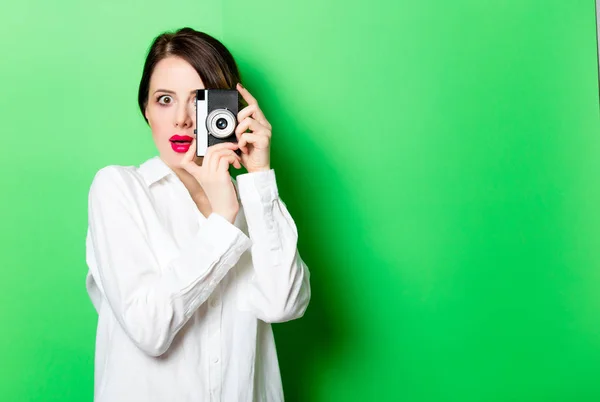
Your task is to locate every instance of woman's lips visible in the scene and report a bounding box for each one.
[169,135,193,153]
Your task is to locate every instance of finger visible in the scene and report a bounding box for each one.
[207,148,228,173]
[207,142,240,152]
[181,138,195,165]
[237,83,258,106]
[231,154,242,170]
[210,148,241,173]
[237,104,270,129]
[237,132,270,152]
[217,153,242,173]
[203,142,239,170]
[181,138,200,173]
[237,140,249,155]
[235,117,269,138]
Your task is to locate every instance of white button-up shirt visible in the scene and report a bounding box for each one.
[85,156,311,402]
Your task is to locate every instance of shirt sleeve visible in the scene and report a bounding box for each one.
[86,166,252,356]
[235,169,311,323]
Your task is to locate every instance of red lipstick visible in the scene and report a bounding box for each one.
[169,135,193,153]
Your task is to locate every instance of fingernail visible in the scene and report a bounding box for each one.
[238,82,244,89]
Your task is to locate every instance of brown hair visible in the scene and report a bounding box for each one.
[137,27,242,123]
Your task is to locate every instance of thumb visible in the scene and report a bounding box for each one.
[180,139,200,174]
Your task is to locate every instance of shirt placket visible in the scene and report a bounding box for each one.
[208,283,223,402]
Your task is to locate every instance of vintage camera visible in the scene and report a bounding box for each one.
[195,89,240,157]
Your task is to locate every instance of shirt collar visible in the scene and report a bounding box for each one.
[138,156,241,201]
[138,156,175,187]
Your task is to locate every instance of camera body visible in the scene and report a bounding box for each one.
[195,89,240,157]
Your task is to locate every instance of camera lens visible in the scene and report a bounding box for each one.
[207,109,236,139]
[216,118,228,130]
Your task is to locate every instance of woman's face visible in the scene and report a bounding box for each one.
[145,56,204,168]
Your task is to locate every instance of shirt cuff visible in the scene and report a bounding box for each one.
[236,169,278,206]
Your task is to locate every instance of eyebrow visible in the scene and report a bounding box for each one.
[153,89,198,95]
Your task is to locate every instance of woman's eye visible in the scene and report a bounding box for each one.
[157,95,173,105]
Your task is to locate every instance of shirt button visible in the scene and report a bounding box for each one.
[210,297,220,308]
[212,356,220,364]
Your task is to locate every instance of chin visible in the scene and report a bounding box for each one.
[158,151,179,165]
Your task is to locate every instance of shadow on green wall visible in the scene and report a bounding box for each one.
[258,94,360,401]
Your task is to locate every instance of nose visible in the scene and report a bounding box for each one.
[174,102,195,129]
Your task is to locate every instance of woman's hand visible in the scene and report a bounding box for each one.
[180,140,242,224]
[235,83,272,173]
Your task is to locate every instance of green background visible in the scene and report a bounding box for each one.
[1,0,599,401]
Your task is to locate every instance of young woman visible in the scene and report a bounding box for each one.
[85,27,311,402]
